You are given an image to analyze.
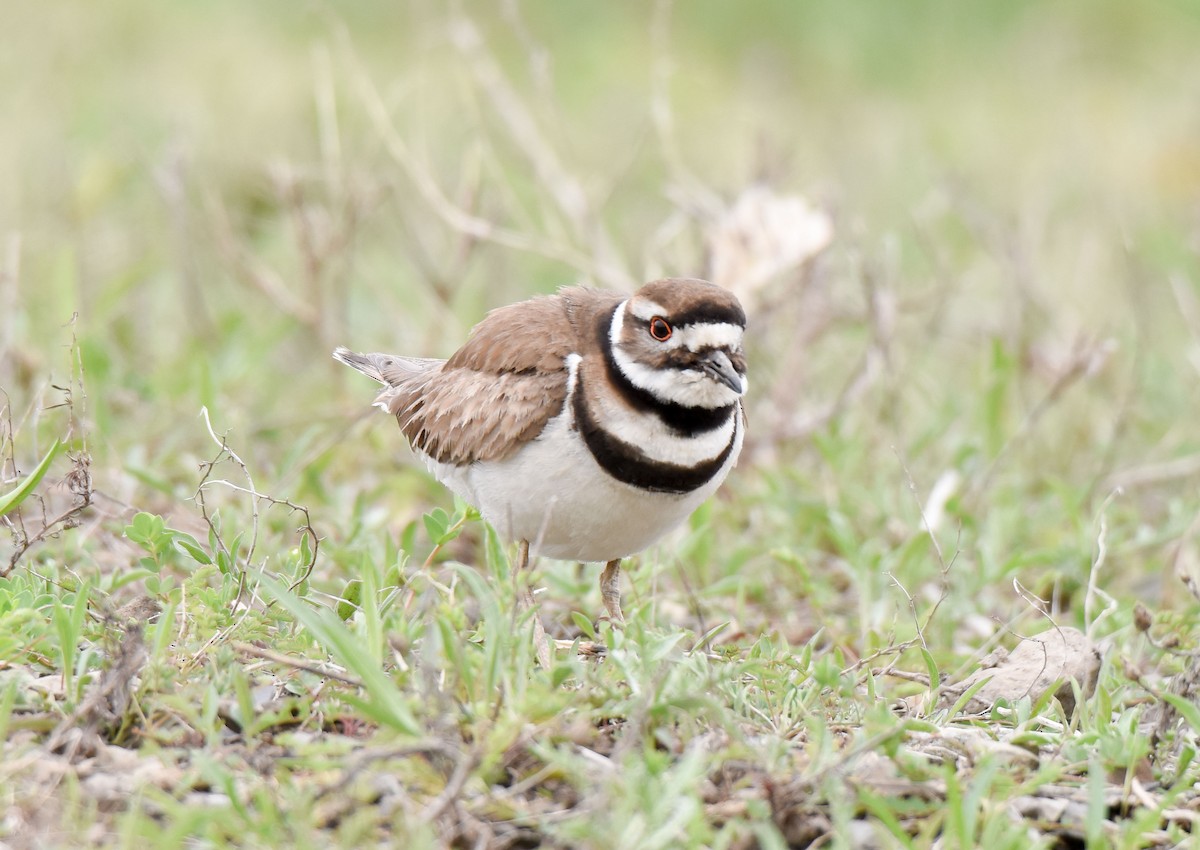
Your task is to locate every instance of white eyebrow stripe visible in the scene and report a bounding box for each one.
[628,299,668,322]
[667,322,744,352]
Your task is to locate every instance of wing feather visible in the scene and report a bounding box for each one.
[334,287,622,465]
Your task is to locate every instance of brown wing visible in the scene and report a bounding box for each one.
[337,287,622,465]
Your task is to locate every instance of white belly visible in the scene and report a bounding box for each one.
[418,408,742,563]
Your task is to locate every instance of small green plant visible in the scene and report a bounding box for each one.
[258,573,421,736]
[422,501,480,551]
[0,574,56,665]
[122,511,212,596]
[51,583,90,703]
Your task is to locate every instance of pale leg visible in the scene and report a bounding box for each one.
[599,559,625,627]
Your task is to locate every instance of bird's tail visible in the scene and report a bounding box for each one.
[332,347,385,383]
[332,347,442,387]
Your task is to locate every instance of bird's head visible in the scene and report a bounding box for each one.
[609,278,747,409]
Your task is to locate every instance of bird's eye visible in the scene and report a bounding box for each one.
[649,317,672,342]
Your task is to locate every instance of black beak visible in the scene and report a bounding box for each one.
[700,349,744,395]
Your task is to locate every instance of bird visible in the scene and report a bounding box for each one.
[334,277,747,646]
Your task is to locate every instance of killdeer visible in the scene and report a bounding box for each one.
[334,277,747,635]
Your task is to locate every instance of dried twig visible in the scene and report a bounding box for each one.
[233,641,361,688]
[194,407,321,598]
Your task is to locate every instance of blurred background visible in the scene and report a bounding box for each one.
[4,0,1200,643]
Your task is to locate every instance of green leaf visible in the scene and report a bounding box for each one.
[483,524,508,581]
[1162,693,1200,733]
[227,531,246,570]
[384,557,405,589]
[232,668,254,735]
[108,567,156,592]
[1175,744,1196,782]
[208,521,222,558]
[52,584,90,701]
[690,621,730,653]
[126,511,164,547]
[436,526,463,546]
[647,631,685,663]
[1028,677,1064,719]
[437,614,472,692]
[0,439,61,517]
[0,679,17,745]
[855,786,917,849]
[948,674,992,718]
[571,611,597,641]
[920,648,940,712]
[423,508,449,544]
[172,532,212,566]
[298,531,312,569]
[337,579,362,622]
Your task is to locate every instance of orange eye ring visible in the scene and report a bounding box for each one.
[649,317,672,342]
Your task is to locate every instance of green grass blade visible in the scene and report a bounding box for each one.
[1162,693,1200,734]
[0,439,61,517]
[257,573,421,736]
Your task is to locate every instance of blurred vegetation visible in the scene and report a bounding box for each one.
[5,1,1200,846]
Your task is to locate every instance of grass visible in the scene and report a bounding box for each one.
[5,1,1200,847]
